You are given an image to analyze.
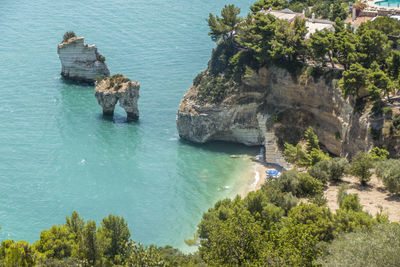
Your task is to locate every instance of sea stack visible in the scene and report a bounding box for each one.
[57,32,110,84]
[95,74,140,121]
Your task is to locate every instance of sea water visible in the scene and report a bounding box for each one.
[0,0,256,250]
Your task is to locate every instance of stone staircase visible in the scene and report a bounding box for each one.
[264,132,292,170]
[257,114,292,170]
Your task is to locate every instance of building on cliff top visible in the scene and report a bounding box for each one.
[259,8,335,38]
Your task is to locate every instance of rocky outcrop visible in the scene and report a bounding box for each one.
[95,75,140,121]
[177,64,377,159]
[57,37,110,84]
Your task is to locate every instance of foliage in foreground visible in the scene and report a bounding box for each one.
[0,162,392,267]
[376,159,400,194]
[316,223,400,266]
[0,213,200,267]
[196,168,385,266]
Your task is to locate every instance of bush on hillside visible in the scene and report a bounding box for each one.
[369,147,389,161]
[348,152,373,185]
[317,223,400,266]
[262,183,298,214]
[333,209,374,234]
[308,158,348,184]
[340,194,363,212]
[279,170,300,195]
[337,183,349,208]
[63,31,76,43]
[297,173,323,197]
[376,159,400,194]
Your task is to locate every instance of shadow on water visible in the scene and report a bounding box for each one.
[178,138,260,156]
[59,76,94,86]
[96,113,141,125]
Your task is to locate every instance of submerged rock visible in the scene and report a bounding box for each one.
[95,74,140,121]
[57,36,110,84]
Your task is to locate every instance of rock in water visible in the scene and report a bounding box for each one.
[57,36,110,84]
[95,75,140,121]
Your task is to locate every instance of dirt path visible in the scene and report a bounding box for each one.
[324,174,400,222]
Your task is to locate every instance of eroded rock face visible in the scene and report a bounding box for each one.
[95,75,140,121]
[57,37,110,84]
[177,65,375,158]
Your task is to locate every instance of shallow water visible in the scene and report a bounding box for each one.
[0,0,256,250]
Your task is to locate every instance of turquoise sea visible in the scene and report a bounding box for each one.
[375,0,400,7]
[0,0,257,250]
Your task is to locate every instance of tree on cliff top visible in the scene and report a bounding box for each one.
[63,31,76,43]
[207,5,242,42]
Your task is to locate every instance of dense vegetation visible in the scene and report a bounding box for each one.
[1,171,392,266]
[0,213,201,266]
[2,129,398,266]
[197,2,400,105]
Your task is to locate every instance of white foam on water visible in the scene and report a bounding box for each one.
[250,165,259,190]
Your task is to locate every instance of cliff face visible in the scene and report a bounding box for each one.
[57,37,110,84]
[177,64,377,159]
[95,75,140,121]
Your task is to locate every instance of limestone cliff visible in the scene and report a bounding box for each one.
[177,60,380,160]
[57,37,110,84]
[95,75,140,121]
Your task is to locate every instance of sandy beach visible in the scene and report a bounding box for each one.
[239,160,269,198]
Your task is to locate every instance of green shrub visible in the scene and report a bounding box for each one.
[390,124,395,135]
[317,223,400,266]
[369,147,389,161]
[193,72,204,86]
[333,209,374,234]
[393,114,400,129]
[63,31,76,42]
[288,203,335,242]
[310,193,327,206]
[283,143,310,167]
[277,171,323,198]
[376,159,400,194]
[297,173,323,197]
[309,148,330,166]
[329,158,348,181]
[337,183,349,208]
[262,183,298,214]
[308,160,330,184]
[340,194,363,212]
[281,192,298,213]
[98,55,106,62]
[308,158,348,184]
[197,74,229,103]
[348,152,373,185]
[278,170,300,195]
[383,107,392,117]
[260,203,284,228]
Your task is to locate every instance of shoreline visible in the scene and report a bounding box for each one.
[236,158,269,198]
[237,155,289,198]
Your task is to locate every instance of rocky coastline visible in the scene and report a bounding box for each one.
[177,54,389,162]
